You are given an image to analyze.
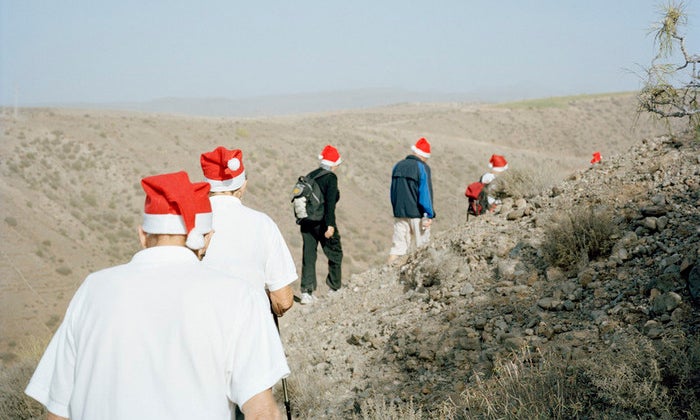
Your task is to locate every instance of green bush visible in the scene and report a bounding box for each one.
[541,207,618,273]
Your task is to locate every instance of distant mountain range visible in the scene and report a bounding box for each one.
[28,86,559,117]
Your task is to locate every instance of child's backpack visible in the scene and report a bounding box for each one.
[290,170,328,224]
[465,181,489,220]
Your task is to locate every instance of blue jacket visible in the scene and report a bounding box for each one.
[390,155,435,219]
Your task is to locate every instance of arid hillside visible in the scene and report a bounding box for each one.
[0,93,677,356]
[277,130,699,418]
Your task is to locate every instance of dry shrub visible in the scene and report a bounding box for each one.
[459,331,698,419]
[495,165,561,199]
[0,338,48,420]
[353,395,458,420]
[575,334,672,417]
[355,396,425,420]
[654,331,700,417]
[540,207,617,273]
[461,348,585,419]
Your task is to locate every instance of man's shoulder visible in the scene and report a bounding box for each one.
[308,167,333,179]
[393,156,421,172]
[212,198,276,226]
[309,168,336,186]
[239,203,275,223]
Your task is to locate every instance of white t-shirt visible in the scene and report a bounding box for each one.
[25,246,289,420]
[203,196,297,292]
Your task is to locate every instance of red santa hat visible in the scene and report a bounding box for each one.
[411,137,431,158]
[590,151,602,164]
[488,154,508,172]
[200,146,246,192]
[141,171,213,250]
[319,144,342,167]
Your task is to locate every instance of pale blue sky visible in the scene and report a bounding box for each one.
[1,1,698,106]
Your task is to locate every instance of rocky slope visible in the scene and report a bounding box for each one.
[279,131,700,418]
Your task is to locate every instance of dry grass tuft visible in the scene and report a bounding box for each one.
[457,331,697,419]
[0,338,48,420]
[540,207,618,273]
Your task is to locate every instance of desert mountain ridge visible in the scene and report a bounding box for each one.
[12,86,563,118]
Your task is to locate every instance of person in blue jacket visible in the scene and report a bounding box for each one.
[388,137,435,265]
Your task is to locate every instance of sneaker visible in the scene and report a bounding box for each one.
[300,292,314,305]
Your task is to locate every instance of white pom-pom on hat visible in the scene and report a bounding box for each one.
[186,231,206,250]
[200,147,246,192]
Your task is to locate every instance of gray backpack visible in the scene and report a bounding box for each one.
[290,170,328,224]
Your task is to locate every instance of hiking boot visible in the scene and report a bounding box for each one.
[300,292,314,305]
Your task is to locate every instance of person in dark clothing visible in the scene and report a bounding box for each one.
[299,144,343,304]
[388,137,436,265]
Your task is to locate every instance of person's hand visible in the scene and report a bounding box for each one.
[270,286,294,317]
[324,226,335,239]
[422,218,433,229]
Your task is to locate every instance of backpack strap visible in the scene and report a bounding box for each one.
[309,168,331,180]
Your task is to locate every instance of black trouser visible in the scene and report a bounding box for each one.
[300,222,343,293]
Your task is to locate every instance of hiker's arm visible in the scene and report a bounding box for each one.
[269,285,294,316]
[47,412,68,420]
[242,388,281,420]
[417,164,435,218]
[323,174,339,231]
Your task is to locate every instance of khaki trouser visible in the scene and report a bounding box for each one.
[389,218,430,256]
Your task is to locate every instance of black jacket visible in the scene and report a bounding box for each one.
[306,167,339,228]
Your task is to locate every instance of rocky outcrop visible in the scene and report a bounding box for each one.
[282,133,700,417]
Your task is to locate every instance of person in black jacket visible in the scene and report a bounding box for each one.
[299,145,343,304]
[388,138,436,265]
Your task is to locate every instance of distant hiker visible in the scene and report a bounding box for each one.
[299,144,343,305]
[387,137,436,265]
[482,153,509,207]
[480,172,499,207]
[200,146,296,317]
[591,151,602,164]
[465,174,492,218]
[25,171,289,420]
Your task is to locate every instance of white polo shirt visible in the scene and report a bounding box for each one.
[203,196,297,292]
[25,246,289,420]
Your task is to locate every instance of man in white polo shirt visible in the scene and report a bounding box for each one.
[199,146,297,317]
[25,171,289,420]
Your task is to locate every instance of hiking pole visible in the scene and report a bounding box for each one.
[272,312,292,420]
